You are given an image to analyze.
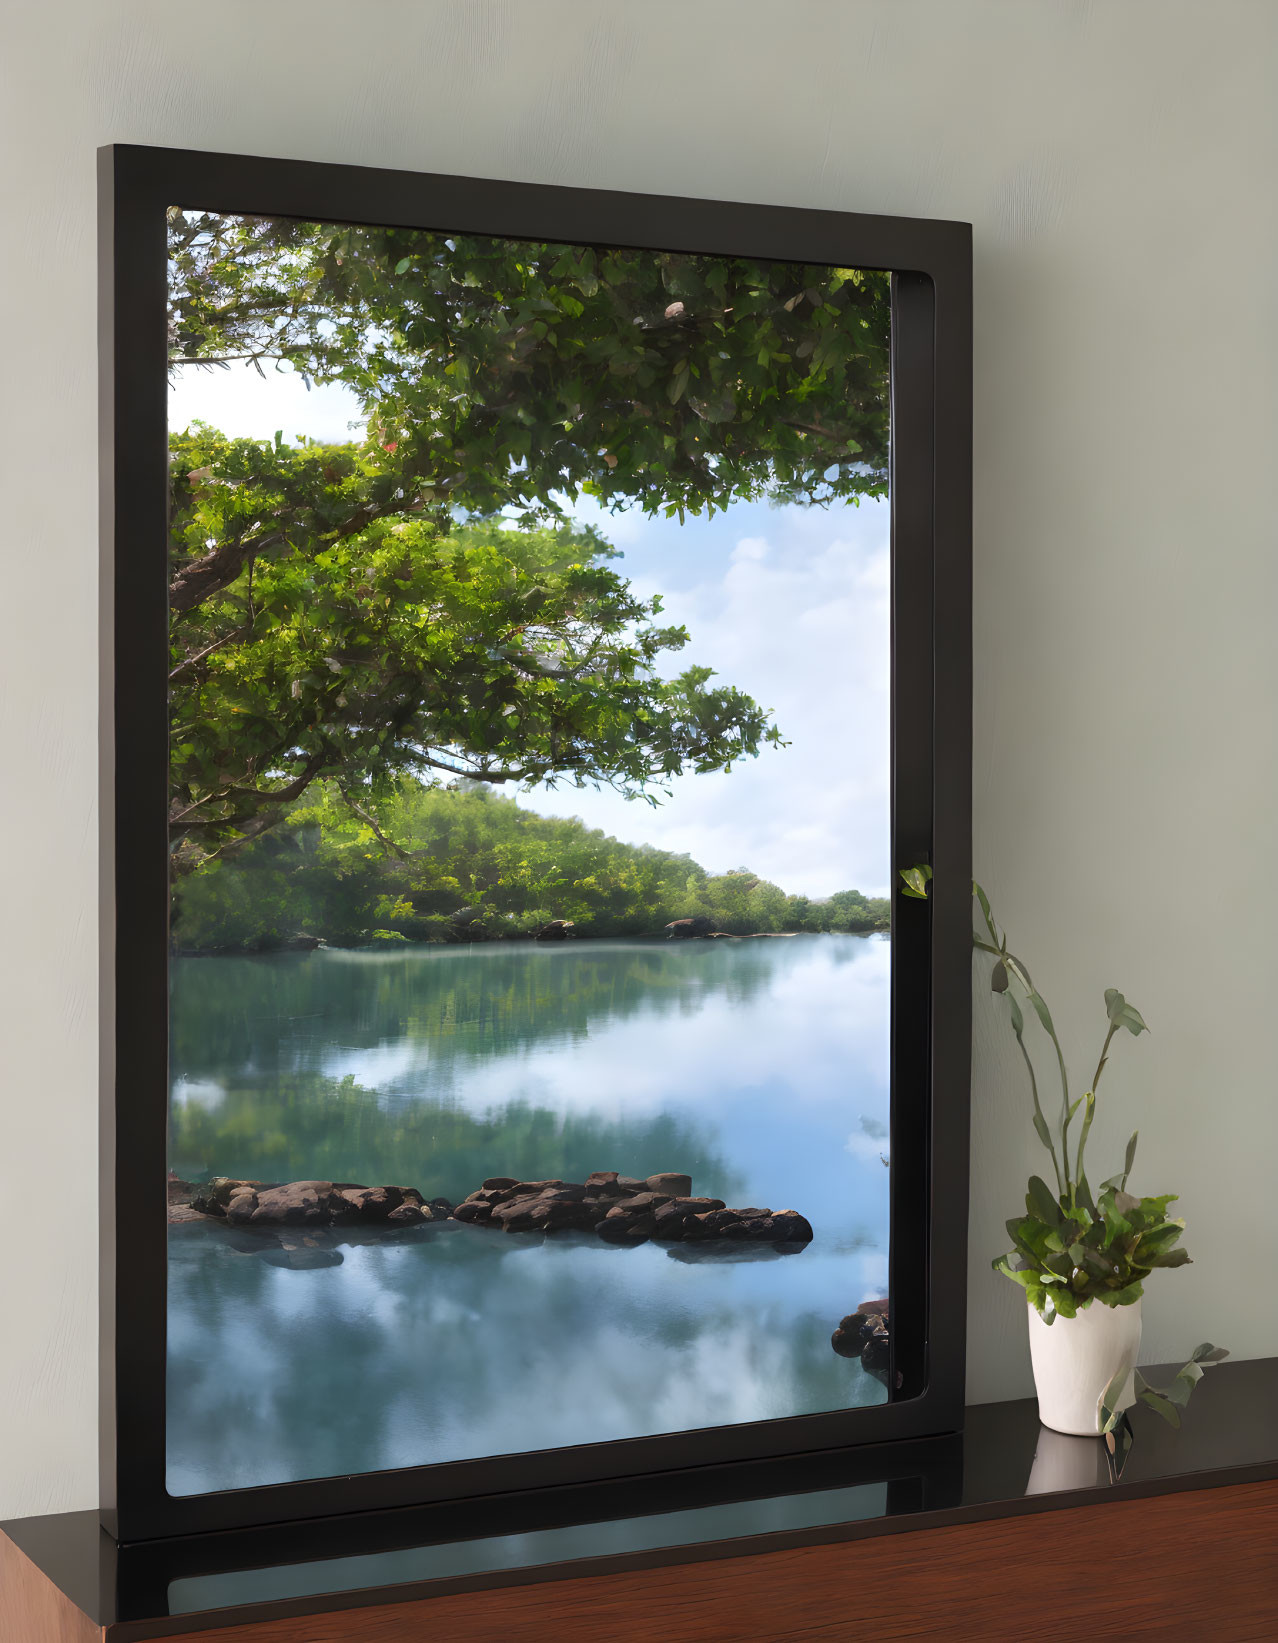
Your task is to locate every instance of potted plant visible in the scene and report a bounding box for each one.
[901,866,1226,1438]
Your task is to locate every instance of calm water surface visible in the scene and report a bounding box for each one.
[166,934,891,1494]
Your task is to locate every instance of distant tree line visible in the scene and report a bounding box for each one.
[172,782,889,952]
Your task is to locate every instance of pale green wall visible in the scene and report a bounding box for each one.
[1,0,1274,1518]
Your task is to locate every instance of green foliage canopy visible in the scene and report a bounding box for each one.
[169,211,891,533]
[170,429,780,864]
[167,212,891,866]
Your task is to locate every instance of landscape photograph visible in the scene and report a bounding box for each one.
[163,208,898,1494]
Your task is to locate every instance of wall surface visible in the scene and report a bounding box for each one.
[1,0,1275,1519]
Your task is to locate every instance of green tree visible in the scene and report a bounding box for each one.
[172,783,890,951]
[167,214,891,866]
[169,213,890,536]
[170,440,780,867]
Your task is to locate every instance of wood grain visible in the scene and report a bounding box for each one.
[140,1478,1278,1642]
[0,1529,102,1643]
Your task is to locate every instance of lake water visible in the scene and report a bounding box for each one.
[166,934,892,1495]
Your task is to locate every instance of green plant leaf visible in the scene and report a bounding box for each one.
[1191,1343,1229,1364]
[1027,990,1056,1036]
[1105,988,1149,1036]
[991,960,1009,993]
[900,864,932,900]
[1094,1280,1144,1308]
[1147,1247,1192,1269]
[973,880,1000,946]
[1166,1361,1203,1407]
[1121,1130,1139,1189]
[1027,1175,1061,1225]
[1138,1388,1182,1427]
[1098,1363,1132,1433]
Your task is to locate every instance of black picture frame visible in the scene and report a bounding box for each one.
[99,142,972,1543]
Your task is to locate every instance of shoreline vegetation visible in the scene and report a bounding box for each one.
[173,780,889,955]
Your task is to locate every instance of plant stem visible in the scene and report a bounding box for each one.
[1091,1022,1119,1097]
[1000,950,1072,1191]
[975,938,1065,1195]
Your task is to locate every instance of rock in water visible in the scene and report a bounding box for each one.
[246,1181,353,1227]
[831,1299,892,1383]
[387,1203,427,1224]
[337,1185,406,1222]
[767,1210,814,1243]
[225,1188,260,1226]
[596,1213,657,1243]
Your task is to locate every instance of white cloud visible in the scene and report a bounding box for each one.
[169,359,365,445]
[522,503,891,898]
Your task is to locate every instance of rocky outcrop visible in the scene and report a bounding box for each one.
[452,1171,812,1248]
[664,915,718,939]
[534,919,575,941]
[831,1298,891,1385]
[172,1169,812,1251]
[182,1178,453,1229]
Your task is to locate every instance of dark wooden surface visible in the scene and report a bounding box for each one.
[0,1529,102,1643]
[127,1478,1277,1643]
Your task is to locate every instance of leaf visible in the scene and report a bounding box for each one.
[899,864,932,900]
[1094,1280,1144,1308]
[1105,988,1149,1036]
[1098,1363,1132,1432]
[1121,1130,1138,1187]
[991,960,1009,993]
[1191,1343,1229,1364]
[1166,1361,1203,1406]
[1032,1111,1054,1154]
[1027,990,1056,1036]
[1027,1175,1061,1225]
[973,881,999,944]
[1138,1388,1182,1428]
[394,257,412,274]
[1007,991,1025,1036]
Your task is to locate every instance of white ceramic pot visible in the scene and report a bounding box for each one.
[1027,1297,1142,1437]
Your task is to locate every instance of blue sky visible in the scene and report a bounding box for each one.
[169,366,889,898]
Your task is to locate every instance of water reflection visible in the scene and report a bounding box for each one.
[167,935,891,1493]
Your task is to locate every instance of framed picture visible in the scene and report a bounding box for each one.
[99,143,971,1541]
